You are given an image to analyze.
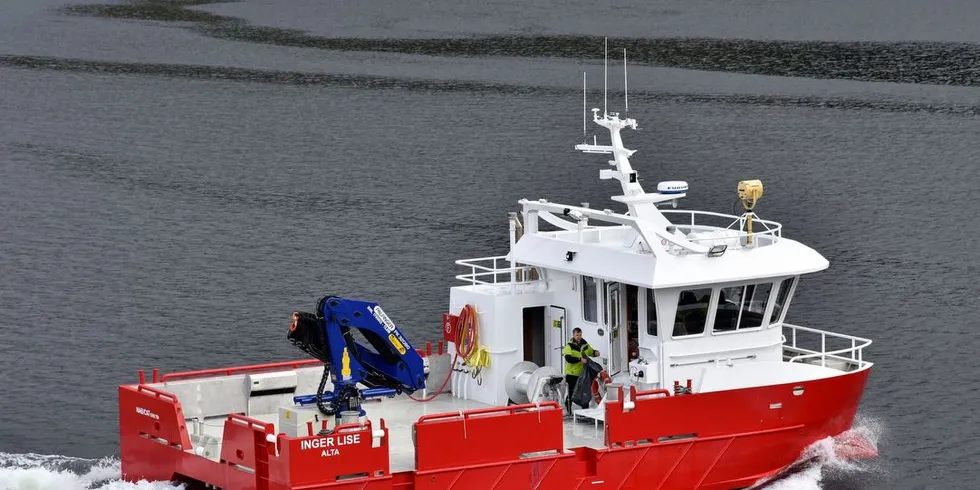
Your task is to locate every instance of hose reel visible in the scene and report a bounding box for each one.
[504,361,563,405]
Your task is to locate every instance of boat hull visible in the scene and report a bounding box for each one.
[119,363,872,490]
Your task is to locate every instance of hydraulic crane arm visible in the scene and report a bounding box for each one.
[287,295,427,418]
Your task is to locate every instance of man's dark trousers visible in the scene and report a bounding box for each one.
[565,374,579,412]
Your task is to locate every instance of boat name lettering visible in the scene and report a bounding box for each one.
[135,407,160,420]
[300,434,361,452]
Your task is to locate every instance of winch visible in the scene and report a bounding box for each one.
[503,361,564,405]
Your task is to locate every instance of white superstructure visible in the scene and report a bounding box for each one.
[445,65,870,414]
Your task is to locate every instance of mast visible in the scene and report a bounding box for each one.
[574,42,677,228]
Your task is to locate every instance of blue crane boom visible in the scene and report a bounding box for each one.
[286,295,427,420]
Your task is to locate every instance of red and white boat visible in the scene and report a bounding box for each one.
[117,60,877,489]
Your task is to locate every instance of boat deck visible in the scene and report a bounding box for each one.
[189,392,606,472]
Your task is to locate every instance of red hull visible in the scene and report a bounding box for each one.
[119,363,871,490]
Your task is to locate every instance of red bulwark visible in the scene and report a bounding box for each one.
[118,385,194,483]
[598,369,872,489]
[271,419,391,488]
[119,361,872,490]
[413,402,564,471]
[220,414,276,490]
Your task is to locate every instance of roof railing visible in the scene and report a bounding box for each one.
[454,255,543,289]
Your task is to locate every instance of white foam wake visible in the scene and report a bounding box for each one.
[760,413,886,490]
[0,453,182,490]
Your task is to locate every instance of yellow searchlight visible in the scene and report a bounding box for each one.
[737,180,764,245]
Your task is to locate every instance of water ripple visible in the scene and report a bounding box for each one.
[58,0,980,87]
[5,55,980,117]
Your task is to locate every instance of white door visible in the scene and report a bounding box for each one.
[547,306,567,373]
[606,282,622,374]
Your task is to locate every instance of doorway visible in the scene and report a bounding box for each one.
[607,282,638,375]
[523,306,546,366]
[626,285,639,362]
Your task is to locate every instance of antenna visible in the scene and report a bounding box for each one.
[623,47,629,117]
[582,71,587,141]
[603,37,608,116]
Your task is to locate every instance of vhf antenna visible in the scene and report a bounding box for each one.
[624,47,629,117]
[603,37,608,116]
[582,71,587,142]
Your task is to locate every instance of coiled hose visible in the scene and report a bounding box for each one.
[407,304,484,401]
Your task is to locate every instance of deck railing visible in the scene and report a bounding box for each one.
[156,359,323,383]
[528,210,782,255]
[454,255,543,288]
[782,323,872,371]
[660,210,783,250]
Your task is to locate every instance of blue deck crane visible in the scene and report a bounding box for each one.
[286,295,427,421]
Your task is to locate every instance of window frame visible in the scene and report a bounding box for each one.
[670,287,714,339]
[645,287,658,337]
[581,275,599,325]
[711,282,773,335]
[767,277,799,327]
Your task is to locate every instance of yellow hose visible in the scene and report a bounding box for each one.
[457,305,490,379]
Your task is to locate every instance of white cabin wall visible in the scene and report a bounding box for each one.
[657,275,799,394]
[447,285,558,406]
[487,289,558,405]
[446,286,503,406]
[444,271,605,406]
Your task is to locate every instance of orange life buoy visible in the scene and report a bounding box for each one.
[591,370,612,404]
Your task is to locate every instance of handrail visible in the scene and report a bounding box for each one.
[454,272,540,286]
[660,209,783,248]
[136,384,179,403]
[783,323,872,369]
[159,359,322,382]
[416,401,560,424]
[633,388,671,400]
[226,413,273,431]
[454,255,542,286]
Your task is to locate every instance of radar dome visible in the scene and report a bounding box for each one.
[657,181,688,195]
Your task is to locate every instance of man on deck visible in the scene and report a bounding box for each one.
[563,327,599,413]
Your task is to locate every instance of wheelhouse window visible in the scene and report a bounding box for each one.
[713,282,773,332]
[673,288,711,337]
[769,278,796,324]
[582,276,598,323]
[646,288,658,336]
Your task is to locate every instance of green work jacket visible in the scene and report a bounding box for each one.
[563,339,596,376]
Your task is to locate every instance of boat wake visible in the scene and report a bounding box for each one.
[753,414,886,490]
[0,453,181,490]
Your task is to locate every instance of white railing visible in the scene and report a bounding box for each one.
[782,323,872,371]
[660,210,783,251]
[454,255,543,287]
[539,225,633,246]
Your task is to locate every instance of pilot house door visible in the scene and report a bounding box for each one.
[607,282,622,373]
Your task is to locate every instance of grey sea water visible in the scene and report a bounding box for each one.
[1,0,979,488]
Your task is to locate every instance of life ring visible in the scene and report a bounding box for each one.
[289,312,299,332]
[591,370,612,404]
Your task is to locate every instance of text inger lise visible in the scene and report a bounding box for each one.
[300,433,361,456]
